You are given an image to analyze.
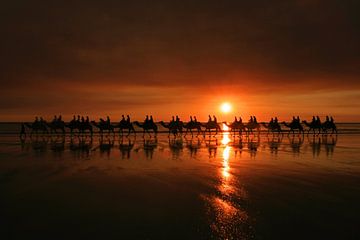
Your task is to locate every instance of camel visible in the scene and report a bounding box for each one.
[202,121,222,135]
[66,121,93,135]
[24,122,48,135]
[115,120,136,136]
[322,121,337,134]
[159,121,183,136]
[133,121,158,136]
[223,121,246,135]
[245,122,261,134]
[183,121,202,136]
[91,121,115,135]
[262,122,282,134]
[46,120,66,134]
[302,120,322,134]
[282,121,304,134]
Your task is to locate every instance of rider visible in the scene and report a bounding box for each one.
[239,117,243,123]
[121,115,125,122]
[234,116,238,122]
[274,117,278,123]
[213,115,217,123]
[58,115,62,122]
[249,116,253,123]
[194,116,198,123]
[149,115,154,123]
[106,116,110,125]
[86,116,90,123]
[126,115,131,123]
[190,116,193,123]
[52,115,57,123]
[145,115,149,123]
[253,116,257,123]
[208,115,212,123]
[176,115,180,122]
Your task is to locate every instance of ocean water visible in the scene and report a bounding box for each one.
[0,123,360,239]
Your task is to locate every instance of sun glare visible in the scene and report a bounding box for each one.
[220,102,232,113]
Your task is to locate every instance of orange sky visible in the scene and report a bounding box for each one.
[0,1,359,122]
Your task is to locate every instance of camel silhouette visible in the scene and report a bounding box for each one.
[133,121,158,137]
[262,121,282,134]
[24,122,48,135]
[46,120,66,134]
[282,121,304,134]
[223,120,246,135]
[91,121,115,135]
[202,121,222,135]
[160,120,183,136]
[245,121,261,134]
[115,119,136,136]
[183,121,202,136]
[302,120,322,134]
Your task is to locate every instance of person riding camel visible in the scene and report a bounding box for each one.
[81,116,85,123]
[316,116,321,125]
[176,116,180,122]
[145,115,149,124]
[190,116,193,123]
[86,116,89,123]
[194,116,198,123]
[213,115,217,123]
[77,115,81,123]
[121,115,125,121]
[52,115,57,123]
[234,116,238,122]
[208,115,212,123]
[239,117,243,123]
[253,116,257,123]
[171,116,175,123]
[249,116,253,123]
[106,116,110,125]
[274,117,278,123]
[149,115,154,123]
[330,116,334,123]
[58,115,62,122]
[126,115,130,123]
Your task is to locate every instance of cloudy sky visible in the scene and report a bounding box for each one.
[1,0,359,121]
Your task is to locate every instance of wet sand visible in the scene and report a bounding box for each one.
[0,132,360,239]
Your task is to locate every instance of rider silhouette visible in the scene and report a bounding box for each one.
[249,116,253,123]
[213,115,217,123]
[106,116,110,125]
[58,115,62,121]
[253,116,257,123]
[194,116,198,122]
[274,117,278,123]
[127,115,131,123]
[150,115,154,123]
[86,116,89,123]
[122,115,125,121]
[190,116,193,122]
[239,117,243,123]
[208,115,212,123]
[145,115,149,123]
[176,115,180,122]
[234,116,238,122]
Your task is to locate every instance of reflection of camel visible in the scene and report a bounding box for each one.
[50,136,65,152]
[262,122,281,134]
[183,121,202,136]
[223,121,246,135]
[24,122,48,135]
[307,135,321,157]
[143,138,158,159]
[133,121,158,137]
[115,120,136,136]
[98,137,115,157]
[119,137,135,159]
[282,121,304,134]
[69,136,93,158]
[202,122,222,135]
[205,136,218,158]
[302,120,322,134]
[185,136,202,157]
[91,121,115,135]
[168,138,183,159]
[288,135,304,154]
[160,121,183,136]
[247,136,260,157]
[267,135,282,154]
[322,135,337,156]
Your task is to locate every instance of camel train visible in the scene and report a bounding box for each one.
[20,114,338,137]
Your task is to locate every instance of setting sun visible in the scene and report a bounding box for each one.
[220,102,232,113]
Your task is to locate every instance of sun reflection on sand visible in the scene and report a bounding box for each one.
[202,123,252,239]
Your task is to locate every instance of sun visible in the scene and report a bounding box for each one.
[220,102,232,113]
